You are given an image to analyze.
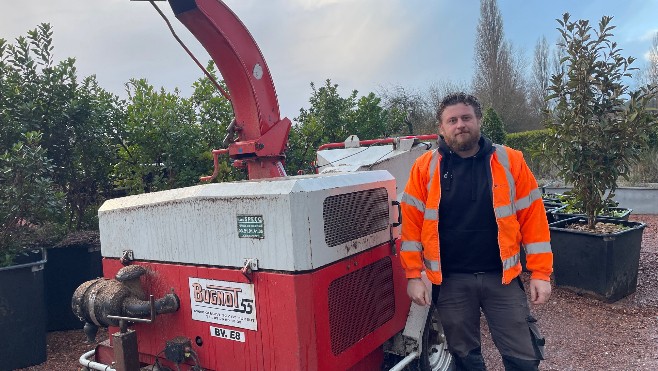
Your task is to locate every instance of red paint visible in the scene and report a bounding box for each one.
[199,149,229,182]
[172,0,291,180]
[96,243,410,370]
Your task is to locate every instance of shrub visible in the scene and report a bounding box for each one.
[546,14,658,229]
[506,129,557,180]
[0,132,64,267]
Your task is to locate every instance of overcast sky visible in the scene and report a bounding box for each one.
[2,0,657,119]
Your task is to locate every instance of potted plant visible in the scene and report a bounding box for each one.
[544,14,657,302]
[0,132,64,370]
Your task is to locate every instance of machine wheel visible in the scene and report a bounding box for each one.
[418,304,453,371]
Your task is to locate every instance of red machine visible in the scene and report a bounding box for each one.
[72,1,451,370]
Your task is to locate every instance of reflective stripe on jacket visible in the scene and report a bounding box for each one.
[400,144,553,285]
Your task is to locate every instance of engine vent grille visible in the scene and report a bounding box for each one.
[323,187,389,247]
[328,257,395,355]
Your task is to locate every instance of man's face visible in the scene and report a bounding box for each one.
[438,103,481,153]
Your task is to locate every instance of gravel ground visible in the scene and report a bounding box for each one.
[19,215,658,371]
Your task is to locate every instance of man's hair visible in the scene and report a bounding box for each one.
[436,92,483,123]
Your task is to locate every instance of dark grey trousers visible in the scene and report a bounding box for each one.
[432,272,543,371]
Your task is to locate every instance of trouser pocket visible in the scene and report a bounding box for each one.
[527,315,545,360]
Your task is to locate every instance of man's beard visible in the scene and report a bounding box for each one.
[445,132,479,153]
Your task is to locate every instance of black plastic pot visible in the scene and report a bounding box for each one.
[541,192,564,204]
[543,200,563,208]
[0,249,47,370]
[553,207,633,222]
[544,203,566,224]
[45,233,102,331]
[549,217,645,302]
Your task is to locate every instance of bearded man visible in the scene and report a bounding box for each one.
[399,92,553,371]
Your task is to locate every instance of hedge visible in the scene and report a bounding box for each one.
[506,129,556,180]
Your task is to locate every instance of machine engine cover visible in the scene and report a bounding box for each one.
[99,171,396,272]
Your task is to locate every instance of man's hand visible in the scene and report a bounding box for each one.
[529,279,551,305]
[407,278,431,306]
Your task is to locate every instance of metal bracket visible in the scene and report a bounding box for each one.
[120,250,134,265]
[344,135,361,148]
[108,295,156,333]
[241,258,259,282]
[243,258,259,271]
[402,274,432,354]
[397,137,415,151]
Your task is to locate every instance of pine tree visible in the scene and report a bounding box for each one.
[481,107,506,144]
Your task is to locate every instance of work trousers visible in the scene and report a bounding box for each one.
[432,272,543,371]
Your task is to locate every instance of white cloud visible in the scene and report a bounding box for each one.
[286,2,413,83]
[640,31,658,62]
[287,0,356,10]
[640,29,658,42]
[219,0,427,114]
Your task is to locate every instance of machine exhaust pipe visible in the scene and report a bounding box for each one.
[72,265,180,342]
[123,293,180,318]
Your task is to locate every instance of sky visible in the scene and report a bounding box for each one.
[2,0,657,120]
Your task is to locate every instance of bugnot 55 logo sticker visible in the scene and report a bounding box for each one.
[189,277,257,331]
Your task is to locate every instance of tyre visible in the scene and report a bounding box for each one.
[418,304,453,371]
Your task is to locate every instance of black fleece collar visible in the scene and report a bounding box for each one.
[438,136,495,199]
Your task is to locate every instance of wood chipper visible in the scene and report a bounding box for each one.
[71,1,452,370]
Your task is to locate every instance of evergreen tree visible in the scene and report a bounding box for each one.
[481,107,506,144]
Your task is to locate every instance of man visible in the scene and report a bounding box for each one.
[400,92,553,371]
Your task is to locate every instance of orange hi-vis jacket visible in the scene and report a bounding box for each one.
[400,144,553,285]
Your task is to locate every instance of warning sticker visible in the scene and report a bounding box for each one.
[237,215,264,239]
[189,278,257,331]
